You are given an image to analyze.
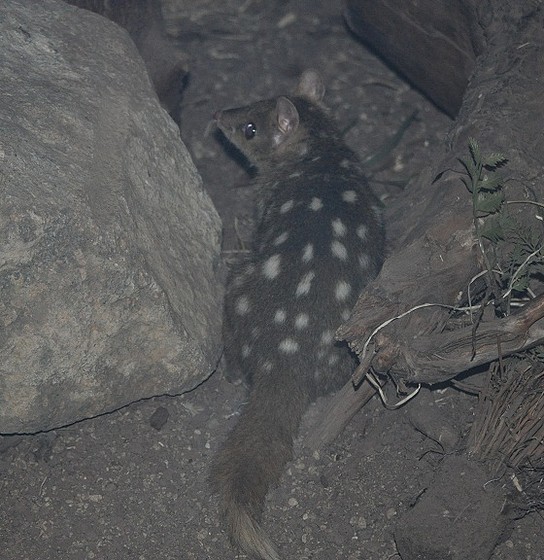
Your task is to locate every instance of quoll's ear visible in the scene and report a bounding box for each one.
[276,96,300,136]
[295,70,325,103]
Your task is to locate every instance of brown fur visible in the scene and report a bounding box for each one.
[211,71,384,559]
[211,371,307,560]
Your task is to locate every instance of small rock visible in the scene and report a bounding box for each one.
[149,407,169,431]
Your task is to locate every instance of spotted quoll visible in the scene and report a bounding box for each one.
[210,70,385,560]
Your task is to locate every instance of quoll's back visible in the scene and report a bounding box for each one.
[225,152,383,395]
[211,70,385,560]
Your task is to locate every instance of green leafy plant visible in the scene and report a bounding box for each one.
[459,138,508,306]
[459,141,544,495]
[459,138,544,309]
[460,138,507,218]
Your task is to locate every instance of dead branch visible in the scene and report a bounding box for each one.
[304,294,544,451]
[303,377,377,450]
[468,359,544,474]
[379,293,544,386]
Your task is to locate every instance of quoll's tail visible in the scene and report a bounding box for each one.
[210,375,308,560]
[222,502,280,560]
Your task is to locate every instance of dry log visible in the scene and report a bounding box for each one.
[308,0,544,449]
[303,378,376,450]
[373,293,544,386]
[342,0,544,385]
[344,0,483,117]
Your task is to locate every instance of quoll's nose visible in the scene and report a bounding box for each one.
[213,110,222,121]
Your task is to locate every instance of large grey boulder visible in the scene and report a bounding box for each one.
[0,0,224,433]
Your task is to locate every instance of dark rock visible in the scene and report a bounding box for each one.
[149,406,169,431]
[395,455,510,560]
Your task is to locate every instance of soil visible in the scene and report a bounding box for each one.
[2,1,544,559]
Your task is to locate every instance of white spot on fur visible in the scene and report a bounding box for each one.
[320,330,335,345]
[302,243,314,263]
[331,218,347,237]
[331,240,348,260]
[335,280,351,301]
[280,200,294,213]
[263,254,281,279]
[262,361,273,372]
[356,224,368,241]
[328,354,340,366]
[358,253,370,269]
[309,197,323,211]
[341,308,351,321]
[235,296,250,315]
[274,309,286,324]
[279,338,299,354]
[294,313,309,330]
[242,344,251,358]
[342,190,357,203]
[296,271,315,297]
[273,231,289,245]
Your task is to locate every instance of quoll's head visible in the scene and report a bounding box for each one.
[213,70,327,168]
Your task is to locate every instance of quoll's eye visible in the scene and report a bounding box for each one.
[244,122,257,139]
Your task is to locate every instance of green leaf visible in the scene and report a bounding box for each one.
[511,273,529,293]
[483,153,508,169]
[480,216,505,242]
[474,192,505,215]
[460,176,472,193]
[469,138,481,165]
[459,157,477,182]
[478,174,503,192]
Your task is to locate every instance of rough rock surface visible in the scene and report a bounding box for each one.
[0,0,223,434]
[395,455,510,560]
[64,0,189,118]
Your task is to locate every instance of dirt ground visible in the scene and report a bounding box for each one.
[2,1,544,559]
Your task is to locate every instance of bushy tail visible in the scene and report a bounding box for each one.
[210,375,308,560]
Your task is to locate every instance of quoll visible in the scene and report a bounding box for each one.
[210,70,385,560]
